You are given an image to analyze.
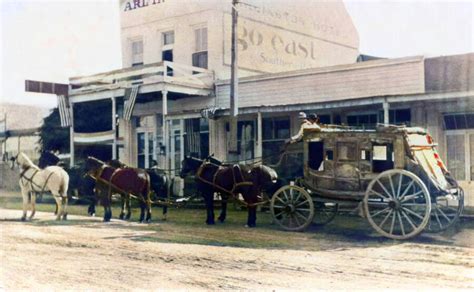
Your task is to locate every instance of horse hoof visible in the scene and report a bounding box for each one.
[218,217,225,223]
[245,224,256,228]
[206,221,215,225]
[62,214,68,220]
[119,214,125,220]
[20,216,26,222]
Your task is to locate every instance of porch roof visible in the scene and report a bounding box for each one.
[68,61,214,103]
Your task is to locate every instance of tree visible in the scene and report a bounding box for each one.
[38,108,69,154]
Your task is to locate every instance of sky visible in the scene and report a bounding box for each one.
[0,0,473,109]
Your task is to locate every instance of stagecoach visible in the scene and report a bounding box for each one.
[270,124,464,239]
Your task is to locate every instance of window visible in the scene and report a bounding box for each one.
[193,27,208,69]
[308,141,324,170]
[262,117,290,164]
[446,134,466,180]
[131,40,143,67]
[444,113,474,130]
[379,109,411,126]
[184,118,209,159]
[237,120,255,161]
[372,144,394,173]
[347,113,378,128]
[162,31,174,46]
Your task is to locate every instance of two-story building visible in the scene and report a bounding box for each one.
[66,0,473,203]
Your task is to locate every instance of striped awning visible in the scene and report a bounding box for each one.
[73,130,115,144]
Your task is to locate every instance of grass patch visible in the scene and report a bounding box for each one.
[1,191,471,251]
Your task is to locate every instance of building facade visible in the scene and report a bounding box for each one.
[66,0,473,203]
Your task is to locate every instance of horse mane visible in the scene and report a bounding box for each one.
[18,152,40,170]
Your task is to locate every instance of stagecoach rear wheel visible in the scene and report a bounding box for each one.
[313,202,338,226]
[426,187,464,233]
[364,169,431,240]
[271,185,315,231]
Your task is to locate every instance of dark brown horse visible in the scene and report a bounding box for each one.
[180,156,278,227]
[85,157,152,222]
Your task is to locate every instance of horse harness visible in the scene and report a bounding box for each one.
[196,161,254,196]
[19,166,56,195]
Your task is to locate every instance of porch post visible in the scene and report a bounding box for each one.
[162,90,168,170]
[383,99,390,125]
[256,111,262,163]
[111,96,117,159]
[69,102,75,166]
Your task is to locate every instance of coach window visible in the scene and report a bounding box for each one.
[372,143,394,173]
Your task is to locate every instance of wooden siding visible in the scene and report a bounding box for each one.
[216,56,425,109]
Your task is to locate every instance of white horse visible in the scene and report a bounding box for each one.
[13,152,69,221]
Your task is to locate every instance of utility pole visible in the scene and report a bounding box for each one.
[228,0,239,159]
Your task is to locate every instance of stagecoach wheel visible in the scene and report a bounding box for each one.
[426,188,464,233]
[313,202,338,226]
[271,185,315,231]
[364,169,431,240]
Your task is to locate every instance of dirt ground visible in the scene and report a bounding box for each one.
[0,208,473,290]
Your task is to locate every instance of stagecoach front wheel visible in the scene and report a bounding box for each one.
[364,170,431,240]
[426,187,464,233]
[271,185,314,231]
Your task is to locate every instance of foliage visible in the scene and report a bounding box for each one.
[38,108,69,153]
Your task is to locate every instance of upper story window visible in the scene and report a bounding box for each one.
[193,27,208,69]
[444,113,474,130]
[131,40,143,67]
[161,31,174,64]
[163,31,174,46]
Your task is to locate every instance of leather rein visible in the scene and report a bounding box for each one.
[19,166,56,195]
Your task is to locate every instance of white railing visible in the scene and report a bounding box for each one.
[69,62,214,95]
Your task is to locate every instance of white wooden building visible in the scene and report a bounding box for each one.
[66,0,473,203]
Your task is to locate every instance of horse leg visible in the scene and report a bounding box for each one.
[88,201,96,217]
[62,196,68,220]
[20,189,29,221]
[29,192,36,220]
[139,201,146,223]
[119,195,126,220]
[246,206,257,228]
[162,205,168,221]
[145,199,152,223]
[51,191,62,221]
[125,195,131,220]
[204,192,215,225]
[218,194,227,223]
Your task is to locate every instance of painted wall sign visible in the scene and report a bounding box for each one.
[123,0,165,12]
[223,15,358,73]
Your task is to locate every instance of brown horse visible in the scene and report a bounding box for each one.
[180,156,278,227]
[85,157,152,222]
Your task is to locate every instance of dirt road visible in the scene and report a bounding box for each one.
[0,208,473,290]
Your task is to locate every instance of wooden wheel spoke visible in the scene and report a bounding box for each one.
[289,188,294,202]
[401,190,424,202]
[437,207,452,222]
[401,206,424,220]
[398,180,415,200]
[282,190,290,201]
[292,213,302,227]
[295,208,311,212]
[388,175,396,199]
[397,211,406,236]
[293,192,303,205]
[273,204,285,209]
[397,173,403,198]
[377,179,394,199]
[274,210,285,218]
[294,210,309,222]
[389,211,396,234]
[370,207,391,218]
[379,210,393,229]
[434,208,443,228]
[295,200,310,208]
[370,189,389,200]
[275,195,286,205]
[400,209,417,231]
